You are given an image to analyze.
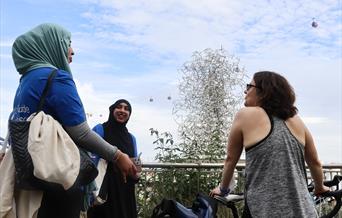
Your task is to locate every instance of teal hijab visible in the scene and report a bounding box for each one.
[12,23,72,75]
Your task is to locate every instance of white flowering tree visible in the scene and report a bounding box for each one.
[139,48,247,216]
[173,48,246,162]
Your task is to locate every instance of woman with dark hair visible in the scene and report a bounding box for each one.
[210,71,329,217]
[88,99,141,218]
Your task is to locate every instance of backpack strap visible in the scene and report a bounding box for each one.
[36,69,58,112]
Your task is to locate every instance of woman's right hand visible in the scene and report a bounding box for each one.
[314,184,330,196]
[114,150,137,183]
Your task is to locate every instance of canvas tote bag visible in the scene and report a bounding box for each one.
[28,111,80,189]
[9,69,98,190]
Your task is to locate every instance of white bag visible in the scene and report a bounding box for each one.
[28,111,80,190]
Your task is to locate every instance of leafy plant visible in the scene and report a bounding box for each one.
[137,48,247,217]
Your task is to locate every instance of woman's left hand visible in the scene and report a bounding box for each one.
[209,186,221,197]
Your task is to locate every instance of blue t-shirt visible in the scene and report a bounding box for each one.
[11,67,86,126]
[91,124,137,165]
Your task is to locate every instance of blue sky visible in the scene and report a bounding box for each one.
[1,0,341,163]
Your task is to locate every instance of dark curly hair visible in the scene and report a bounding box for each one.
[253,71,298,119]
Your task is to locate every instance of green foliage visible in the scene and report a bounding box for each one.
[137,169,223,217]
[136,48,247,217]
[150,128,181,163]
[134,128,223,217]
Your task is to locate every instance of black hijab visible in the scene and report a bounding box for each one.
[102,99,134,157]
[96,100,137,218]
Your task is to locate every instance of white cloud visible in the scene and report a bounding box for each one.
[75,0,340,60]
[0,40,13,47]
[302,117,328,124]
[0,54,11,59]
[1,0,341,163]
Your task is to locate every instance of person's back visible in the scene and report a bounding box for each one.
[210,71,328,218]
[241,107,317,217]
[242,107,306,150]
[11,67,85,125]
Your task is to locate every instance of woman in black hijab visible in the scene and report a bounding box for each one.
[88,99,140,218]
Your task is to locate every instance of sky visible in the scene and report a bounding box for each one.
[0,0,341,164]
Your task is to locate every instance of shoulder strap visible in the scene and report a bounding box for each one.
[37,69,58,112]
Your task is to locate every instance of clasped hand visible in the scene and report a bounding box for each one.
[115,151,137,183]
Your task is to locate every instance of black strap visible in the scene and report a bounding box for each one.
[37,69,58,112]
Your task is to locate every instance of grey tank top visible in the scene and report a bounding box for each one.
[244,116,317,218]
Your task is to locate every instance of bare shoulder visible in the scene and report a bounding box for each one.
[237,107,270,148]
[236,107,266,120]
[285,115,307,145]
[237,106,264,115]
[235,106,268,129]
[285,115,306,129]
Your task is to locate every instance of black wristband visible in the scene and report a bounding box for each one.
[219,184,230,196]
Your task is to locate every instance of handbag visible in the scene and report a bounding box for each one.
[151,198,198,218]
[9,69,98,190]
[151,194,217,218]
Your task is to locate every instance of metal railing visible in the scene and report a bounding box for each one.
[136,162,342,218]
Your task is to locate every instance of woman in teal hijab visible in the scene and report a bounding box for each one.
[12,23,72,75]
[10,23,137,218]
